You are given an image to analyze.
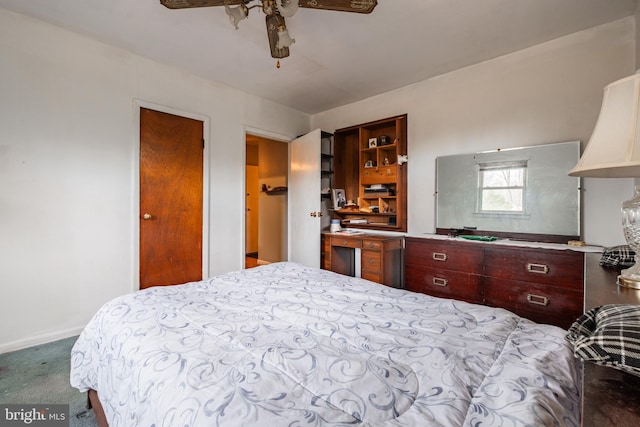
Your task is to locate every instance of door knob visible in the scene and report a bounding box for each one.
[142,213,152,220]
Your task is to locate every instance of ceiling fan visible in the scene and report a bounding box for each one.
[160,1,378,60]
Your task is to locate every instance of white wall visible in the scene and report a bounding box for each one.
[0,9,309,352]
[312,18,636,247]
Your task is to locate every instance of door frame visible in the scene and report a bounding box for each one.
[242,126,292,267]
[245,164,259,255]
[133,99,211,290]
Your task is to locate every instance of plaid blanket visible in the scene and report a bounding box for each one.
[567,304,640,376]
[599,245,636,268]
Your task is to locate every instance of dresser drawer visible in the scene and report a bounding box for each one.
[362,271,382,283]
[405,238,484,273]
[362,239,382,250]
[331,237,362,249]
[405,265,483,303]
[484,277,583,328]
[361,250,381,273]
[484,247,584,289]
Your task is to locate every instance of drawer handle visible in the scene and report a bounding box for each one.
[367,242,376,248]
[368,258,375,264]
[432,277,448,287]
[527,263,549,274]
[432,252,448,261]
[342,240,348,246]
[527,294,549,306]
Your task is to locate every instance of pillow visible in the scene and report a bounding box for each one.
[566,304,640,377]
[599,245,636,268]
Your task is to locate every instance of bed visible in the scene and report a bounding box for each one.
[70,262,581,426]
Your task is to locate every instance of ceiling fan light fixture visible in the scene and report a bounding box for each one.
[160,0,379,59]
[276,26,295,49]
[225,2,248,30]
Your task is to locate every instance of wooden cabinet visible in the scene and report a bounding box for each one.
[333,115,407,232]
[322,233,403,287]
[404,236,586,329]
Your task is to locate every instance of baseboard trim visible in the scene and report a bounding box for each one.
[0,326,85,354]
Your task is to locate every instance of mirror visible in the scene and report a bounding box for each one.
[436,141,580,242]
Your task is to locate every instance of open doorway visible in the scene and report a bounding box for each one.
[245,133,288,269]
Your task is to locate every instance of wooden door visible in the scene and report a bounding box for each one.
[139,107,203,288]
[289,129,322,268]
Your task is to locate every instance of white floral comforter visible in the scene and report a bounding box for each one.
[71,262,580,426]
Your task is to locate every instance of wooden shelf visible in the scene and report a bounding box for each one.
[263,188,287,195]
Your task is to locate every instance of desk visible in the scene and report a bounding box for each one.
[582,253,640,426]
[321,233,403,287]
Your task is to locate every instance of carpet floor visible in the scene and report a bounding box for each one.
[0,336,98,426]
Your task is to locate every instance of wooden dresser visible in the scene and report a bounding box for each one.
[322,233,403,287]
[582,253,640,426]
[404,235,588,329]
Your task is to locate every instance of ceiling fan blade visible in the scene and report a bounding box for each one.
[159,0,242,9]
[266,14,290,59]
[299,0,378,14]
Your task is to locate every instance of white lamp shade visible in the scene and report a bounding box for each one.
[225,4,248,30]
[569,74,640,178]
[276,0,299,18]
[277,28,295,49]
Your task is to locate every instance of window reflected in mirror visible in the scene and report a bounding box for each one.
[478,160,527,213]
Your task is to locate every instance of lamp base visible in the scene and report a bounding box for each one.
[617,274,640,290]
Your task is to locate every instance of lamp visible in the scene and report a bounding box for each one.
[569,73,640,289]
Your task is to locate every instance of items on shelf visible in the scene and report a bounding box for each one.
[344,218,367,224]
[261,184,287,194]
[333,229,365,235]
[377,135,391,145]
[337,203,359,212]
[364,184,394,196]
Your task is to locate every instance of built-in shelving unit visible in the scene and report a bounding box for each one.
[320,131,333,200]
[332,114,407,232]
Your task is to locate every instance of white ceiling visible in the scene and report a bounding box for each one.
[0,0,637,114]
